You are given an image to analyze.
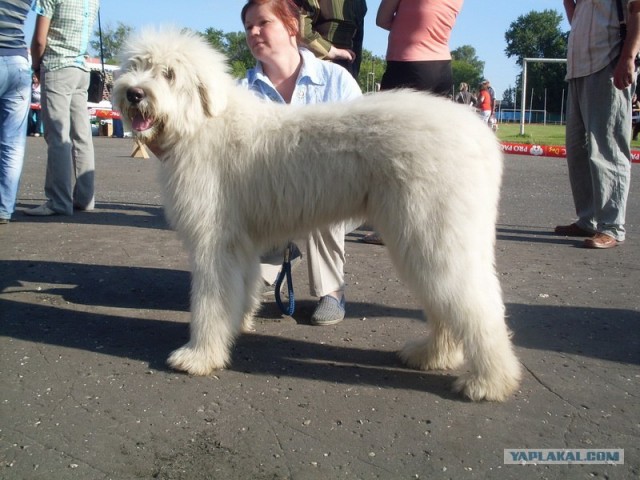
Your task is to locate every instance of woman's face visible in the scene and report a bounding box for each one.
[243,2,296,62]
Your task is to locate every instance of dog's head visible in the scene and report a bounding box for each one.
[112,28,233,152]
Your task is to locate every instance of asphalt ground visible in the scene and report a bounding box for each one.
[1,137,639,480]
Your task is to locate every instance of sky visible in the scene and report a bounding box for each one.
[24,0,570,100]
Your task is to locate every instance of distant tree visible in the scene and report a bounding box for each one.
[223,31,256,79]
[452,45,485,71]
[202,28,254,78]
[358,50,386,93]
[90,22,133,64]
[202,27,227,52]
[501,85,518,109]
[451,45,485,95]
[504,9,568,115]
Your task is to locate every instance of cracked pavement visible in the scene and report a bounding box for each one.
[1,137,639,479]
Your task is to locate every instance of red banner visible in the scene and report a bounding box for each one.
[92,109,121,120]
[500,142,640,163]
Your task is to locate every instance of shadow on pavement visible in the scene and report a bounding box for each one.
[2,260,639,397]
[14,201,169,230]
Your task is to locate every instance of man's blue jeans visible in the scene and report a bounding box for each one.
[0,55,31,220]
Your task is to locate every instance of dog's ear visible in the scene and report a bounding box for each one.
[198,79,226,118]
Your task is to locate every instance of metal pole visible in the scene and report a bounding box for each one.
[560,88,565,125]
[519,58,566,134]
[371,58,374,92]
[97,9,105,75]
[544,88,547,125]
[520,60,527,135]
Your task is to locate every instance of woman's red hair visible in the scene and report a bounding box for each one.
[241,0,300,37]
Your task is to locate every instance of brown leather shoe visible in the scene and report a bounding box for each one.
[554,222,593,237]
[583,232,621,249]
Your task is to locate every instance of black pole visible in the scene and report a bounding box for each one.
[97,9,105,75]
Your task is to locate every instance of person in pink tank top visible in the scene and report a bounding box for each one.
[361,0,462,245]
[376,0,463,95]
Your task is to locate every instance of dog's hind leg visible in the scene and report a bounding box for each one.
[241,258,262,332]
[374,217,464,371]
[449,274,521,401]
[400,267,520,401]
[167,252,250,375]
[384,224,520,401]
[399,318,464,371]
[436,281,520,401]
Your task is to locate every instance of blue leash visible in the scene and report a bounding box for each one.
[274,243,295,316]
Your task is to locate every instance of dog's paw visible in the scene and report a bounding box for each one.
[399,338,464,371]
[167,344,228,376]
[453,369,520,402]
[241,315,255,333]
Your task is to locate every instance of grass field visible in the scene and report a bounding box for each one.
[496,123,565,145]
[496,123,640,148]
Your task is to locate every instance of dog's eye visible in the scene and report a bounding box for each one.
[163,67,175,82]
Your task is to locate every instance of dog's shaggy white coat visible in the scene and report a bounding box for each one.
[112,29,521,401]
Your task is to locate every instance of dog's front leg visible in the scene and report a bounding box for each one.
[240,257,262,333]
[167,253,246,375]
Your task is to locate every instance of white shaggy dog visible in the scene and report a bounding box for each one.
[112,29,521,401]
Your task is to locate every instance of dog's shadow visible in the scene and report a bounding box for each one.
[2,259,639,400]
[231,329,459,399]
[1,258,457,399]
[0,295,458,401]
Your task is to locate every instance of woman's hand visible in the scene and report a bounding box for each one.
[326,46,355,63]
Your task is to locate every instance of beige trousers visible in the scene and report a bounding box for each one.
[261,223,346,298]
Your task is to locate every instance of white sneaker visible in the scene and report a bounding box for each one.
[24,203,58,216]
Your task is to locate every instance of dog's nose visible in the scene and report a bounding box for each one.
[126,87,146,104]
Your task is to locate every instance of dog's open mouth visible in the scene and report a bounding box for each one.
[131,112,154,132]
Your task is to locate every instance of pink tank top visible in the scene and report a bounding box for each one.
[386,0,463,62]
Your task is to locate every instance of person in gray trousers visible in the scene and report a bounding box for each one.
[24,0,100,217]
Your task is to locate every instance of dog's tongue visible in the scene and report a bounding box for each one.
[132,113,153,132]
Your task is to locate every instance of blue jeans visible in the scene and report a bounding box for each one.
[0,55,31,220]
[565,58,632,241]
[28,108,43,135]
[41,67,95,215]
